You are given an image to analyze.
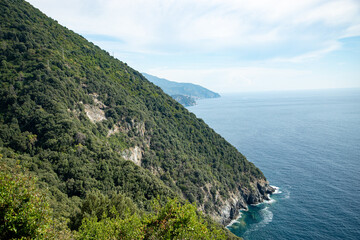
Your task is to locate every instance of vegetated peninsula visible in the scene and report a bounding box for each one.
[142,73,220,106]
[0,0,274,238]
[170,94,196,107]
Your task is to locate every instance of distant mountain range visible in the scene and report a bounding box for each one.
[142,73,220,106]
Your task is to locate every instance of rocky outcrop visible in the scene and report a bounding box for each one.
[121,146,143,166]
[118,119,146,138]
[79,93,273,226]
[108,118,151,149]
[107,125,120,137]
[206,179,275,225]
[83,93,107,123]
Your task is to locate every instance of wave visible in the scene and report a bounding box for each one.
[243,206,274,237]
[284,190,290,199]
[271,185,291,200]
[260,206,273,225]
[271,185,282,194]
[226,219,238,227]
[226,212,243,227]
[264,195,276,204]
[227,218,239,227]
[250,202,261,206]
[251,194,276,206]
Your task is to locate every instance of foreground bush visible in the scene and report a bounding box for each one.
[0,157,229,239]
[0,157,52,239]
[0,157,72,240]
[77,198,226,240]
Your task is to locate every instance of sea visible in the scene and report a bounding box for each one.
[188,88,360,240]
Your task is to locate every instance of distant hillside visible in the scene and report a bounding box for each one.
[142,73,220,106]
[171,94,196,106]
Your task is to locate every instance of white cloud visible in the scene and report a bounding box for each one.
[147,67,313,93]
[342,24,360,38]
[271,40,342,63]
[294,0,359,26]
[28,0,360,54]
[27,0,360,91]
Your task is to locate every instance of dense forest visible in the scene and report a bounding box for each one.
[0,0,273,238]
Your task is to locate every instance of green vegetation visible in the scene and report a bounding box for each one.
[76,198,226,240]
[142,73,221,99]
[1,159,233,239]
[170,94,196,107]
[0,157,72,239]
[0,0,268,238]
[0,159,51,239]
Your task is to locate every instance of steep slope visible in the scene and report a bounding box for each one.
[0,0,273,231]
[142,73,221,104]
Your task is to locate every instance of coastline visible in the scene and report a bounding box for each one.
[225,185,279,228]
[191,90,360,239]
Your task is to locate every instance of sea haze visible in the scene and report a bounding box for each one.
[188,89,360,240]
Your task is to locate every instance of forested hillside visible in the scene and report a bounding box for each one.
[142,73,220,106]
[0,0,273,238]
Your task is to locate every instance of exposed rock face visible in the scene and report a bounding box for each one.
[121,146,143,166]
[81,92,273,226]
[84,104,106,123]
[107,125,120,137]
[78,92,274,226]
[207,179,275,225]
[108,119,151,149]
[118,119,146,138]
[84,93,107,123]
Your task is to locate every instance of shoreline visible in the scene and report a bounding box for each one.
[225,185,279,228]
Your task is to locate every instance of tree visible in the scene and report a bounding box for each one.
[0,157,71,239]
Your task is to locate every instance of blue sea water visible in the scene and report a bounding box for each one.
[188,89,360,240]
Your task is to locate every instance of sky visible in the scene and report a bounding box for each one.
[27,0,360,93]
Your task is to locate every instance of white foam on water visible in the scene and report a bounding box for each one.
[250,202,261,206]
[260,206,273,225]
[284,191,290,199]
[243,206,274,237]
[264,196,276,204]
[227,219,238,227]
[271,185,282,194]
[226,212,243,227]
[251,195,276,206]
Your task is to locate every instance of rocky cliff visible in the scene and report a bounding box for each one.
[217,180,275,225]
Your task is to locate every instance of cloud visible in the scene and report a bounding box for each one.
[27,0,360,92]
[293,0,359,26]
[28,0,360,56]
[271,40,342,63]
[147,66,313,92]
[342,24,360,38]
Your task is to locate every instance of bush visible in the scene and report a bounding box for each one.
[0,157,71,239]
[76,198,226,240]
